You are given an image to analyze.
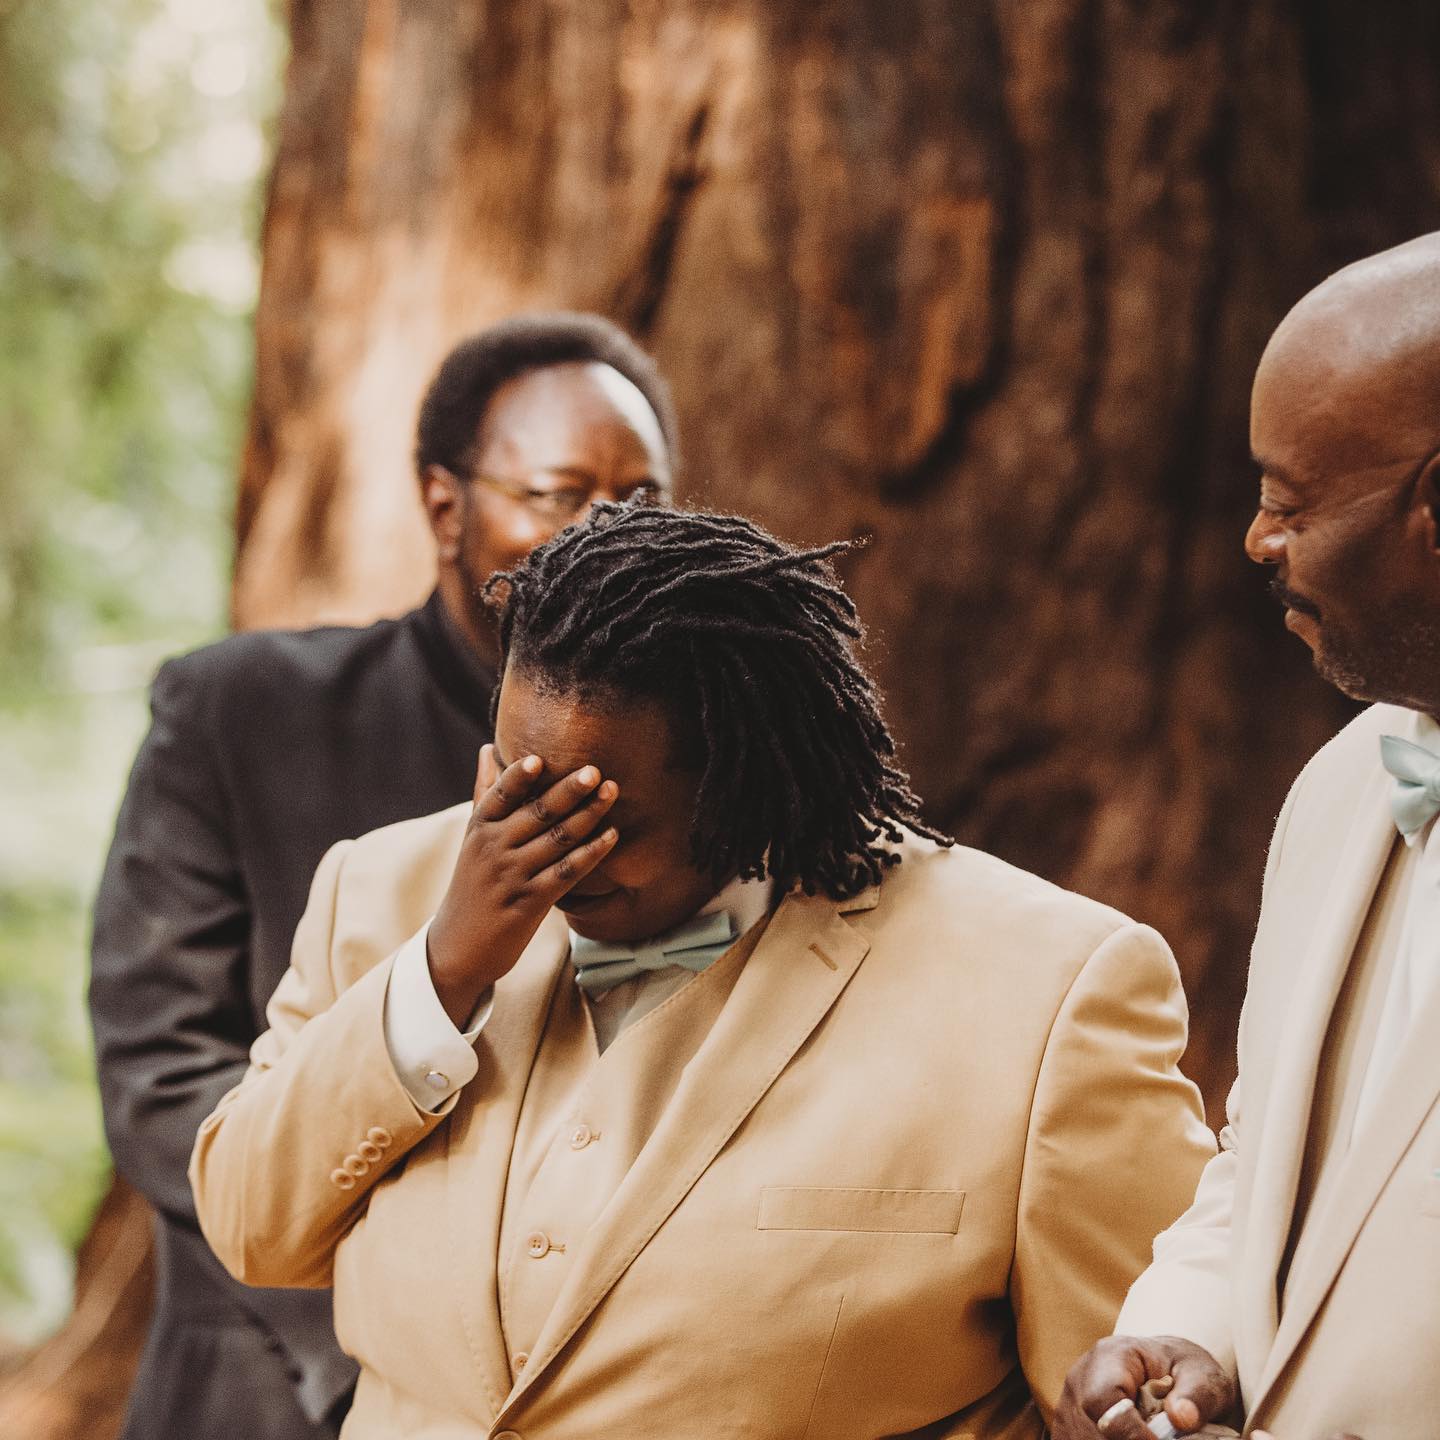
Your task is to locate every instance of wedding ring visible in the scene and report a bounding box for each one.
[1098,1397,1139,1434]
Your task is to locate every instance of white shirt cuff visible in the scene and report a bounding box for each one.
[381,919,494,1112]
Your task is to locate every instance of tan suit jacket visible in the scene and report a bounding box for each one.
[1120,703,1440,1438]
[192,814,1213,1440]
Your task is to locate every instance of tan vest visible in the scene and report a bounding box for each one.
[495,922,766,1379]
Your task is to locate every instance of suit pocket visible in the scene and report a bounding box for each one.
[757,1185,965,1234]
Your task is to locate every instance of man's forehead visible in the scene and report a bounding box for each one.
[478,362,666,465]
[1252,329,1436,484]
[495,672,671,775]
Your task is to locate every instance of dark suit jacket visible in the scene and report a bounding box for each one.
[90,592,492,1440]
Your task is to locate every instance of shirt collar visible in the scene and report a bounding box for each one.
[565,872,776,958]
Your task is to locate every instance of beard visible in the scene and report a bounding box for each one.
[1311,600,1440,711]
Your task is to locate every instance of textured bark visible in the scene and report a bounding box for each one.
[0,1177,153,1440]
[232,0,1440,1117]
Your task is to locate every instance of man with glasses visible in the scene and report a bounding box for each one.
[89,313,677,1440]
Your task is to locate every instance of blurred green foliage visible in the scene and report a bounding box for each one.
[0,0,280,1341]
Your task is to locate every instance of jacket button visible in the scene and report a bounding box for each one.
[569,1123,594,1149]
[357,1140,382,1163]
[367,1127,392,1147]
[330,1168,356,1190]
[525,1231,551,1258]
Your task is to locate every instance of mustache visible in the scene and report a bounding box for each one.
[1268,576,1321,619]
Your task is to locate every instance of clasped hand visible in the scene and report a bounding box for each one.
[426,744,619,1026]
[1054,1335,1361,1440]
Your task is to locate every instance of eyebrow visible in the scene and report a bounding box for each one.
[1251,452,1295,485]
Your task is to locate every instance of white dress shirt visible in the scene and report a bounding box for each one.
[1352,709,1440,1138]
[383,873,776,1112]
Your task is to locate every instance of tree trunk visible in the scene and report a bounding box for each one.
[0,1177,153,1440]
[19,1,1440,1432]
[236,0,1440,1117]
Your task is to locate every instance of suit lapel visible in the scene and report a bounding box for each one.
[444,912,571,1421]
[1254,848,1440,1409]
[1236,765,1395,1383]
[495,886,875,1417]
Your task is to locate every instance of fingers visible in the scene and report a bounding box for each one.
[531,823,619,898]
[473,749,544,821]
[476,743,498,799]
[1057,1338,1160,1440]
[1095,1398,1155,1440]
[1056,1336,1232,1440]
[1164,1343,1236,1433]
[516,779,619,867]
[506,764,606,844]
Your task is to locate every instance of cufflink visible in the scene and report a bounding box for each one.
[425,1070,450,1092]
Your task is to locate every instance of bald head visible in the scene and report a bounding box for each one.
[1259,234,1440,474]
[1247,233,1440,712]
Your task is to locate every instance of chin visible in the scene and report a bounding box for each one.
[1312,639,1391,705]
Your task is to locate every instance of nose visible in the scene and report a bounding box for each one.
[1244,509,1285,565]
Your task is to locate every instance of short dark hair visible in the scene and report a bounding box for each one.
[414,312,679,481]
[486,503,951,900]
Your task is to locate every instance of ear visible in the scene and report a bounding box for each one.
[422,464,464,561]
[1419,450,1440,557]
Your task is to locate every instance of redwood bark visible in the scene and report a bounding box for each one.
[0,1178,153,1440]
[233,0,1440,1116]
[19,1,1440,1431]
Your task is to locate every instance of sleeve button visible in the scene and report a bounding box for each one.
[330,1168,356,1190]
[357,1140,382,1163]
[366,1127,392,1147]
[343,1154,369,1178]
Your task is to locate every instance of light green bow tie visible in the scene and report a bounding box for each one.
[1380,733,1440,844]
[571,908,738,997]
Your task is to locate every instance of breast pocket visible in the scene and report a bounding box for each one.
[756,1185,966,1234]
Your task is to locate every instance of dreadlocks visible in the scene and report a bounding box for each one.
[485,502,951,900]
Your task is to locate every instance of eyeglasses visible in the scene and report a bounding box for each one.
[457,468,670,524]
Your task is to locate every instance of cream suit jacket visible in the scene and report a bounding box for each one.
[1119,703,1439,1438]
[192,814,1213,1440]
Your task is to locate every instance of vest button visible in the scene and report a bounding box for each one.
[512,1352,529,1371]
[525,1231,551,1258]
[569,1123,594,1149]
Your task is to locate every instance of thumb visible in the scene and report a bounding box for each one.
[475,743,497,801]
[1165,1351,1231,1432]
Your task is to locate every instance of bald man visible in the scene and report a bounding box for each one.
[1054,235,1440,1440]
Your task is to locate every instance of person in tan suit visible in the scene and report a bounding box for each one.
[191,503,1214,1440]
[1055,233,1440,1440]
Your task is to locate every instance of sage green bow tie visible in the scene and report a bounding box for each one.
[571,908,738,997]
[1380,733,1440,843]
